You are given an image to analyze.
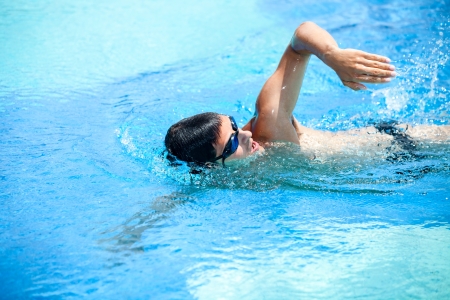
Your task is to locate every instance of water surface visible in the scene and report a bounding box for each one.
[1,0,450,298]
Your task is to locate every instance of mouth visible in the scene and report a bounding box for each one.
[250,140,260,153]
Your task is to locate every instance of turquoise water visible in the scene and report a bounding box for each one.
[1,0,450,298]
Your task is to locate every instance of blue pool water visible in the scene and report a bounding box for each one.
[1,0,450,298]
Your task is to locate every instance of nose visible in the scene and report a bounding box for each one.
[238,129,252,141]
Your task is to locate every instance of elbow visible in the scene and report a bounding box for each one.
[291,21,316,54]
[297,21,316,29]
[293,21,316,39]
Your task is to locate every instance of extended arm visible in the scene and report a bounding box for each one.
[291,22,395,90]
[247,21,396,144]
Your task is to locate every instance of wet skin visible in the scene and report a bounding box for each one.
[213,115,263,164]
[207,22,448,164]
[210,22,396,164]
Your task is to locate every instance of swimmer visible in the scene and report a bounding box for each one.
[165,21,450,166]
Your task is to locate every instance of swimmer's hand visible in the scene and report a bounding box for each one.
[290,22,395,91]
[323,48,396,91]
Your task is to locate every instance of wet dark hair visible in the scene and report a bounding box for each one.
[165,112,222,163]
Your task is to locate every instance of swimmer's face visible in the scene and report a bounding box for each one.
[213,115,262,166]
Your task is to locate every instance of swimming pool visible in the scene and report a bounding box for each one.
[1,0,449,298]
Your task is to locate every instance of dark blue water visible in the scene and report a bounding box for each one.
[1,0,450,298]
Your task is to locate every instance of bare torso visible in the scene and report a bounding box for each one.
[244,115,450,159]
[294,120,450,159]
[239,23,449,161]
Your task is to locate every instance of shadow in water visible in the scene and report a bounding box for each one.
[98,190,196,253]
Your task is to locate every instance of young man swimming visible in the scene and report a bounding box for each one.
[165,22,449,166]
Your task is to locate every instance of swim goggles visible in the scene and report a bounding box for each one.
[214,116,239,166]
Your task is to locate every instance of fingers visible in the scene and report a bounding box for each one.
[363,59,396,71]
[337,49,396,87]
[356,65,397,77]
[343,80,366,91]
[355,75,392,83]
[362,52,391,63]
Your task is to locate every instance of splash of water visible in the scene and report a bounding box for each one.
[371,25,450,123]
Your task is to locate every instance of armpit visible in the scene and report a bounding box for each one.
[242,116,255,131]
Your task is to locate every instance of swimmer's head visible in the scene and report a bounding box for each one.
[165,112,262,166]
[165,112,221,163]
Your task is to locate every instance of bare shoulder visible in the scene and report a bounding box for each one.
[250,45,311,144]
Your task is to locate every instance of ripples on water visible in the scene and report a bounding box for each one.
[108,2,450,296]
[2,0,450,298]
[116,16,450,192]
[119,126,450,193]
